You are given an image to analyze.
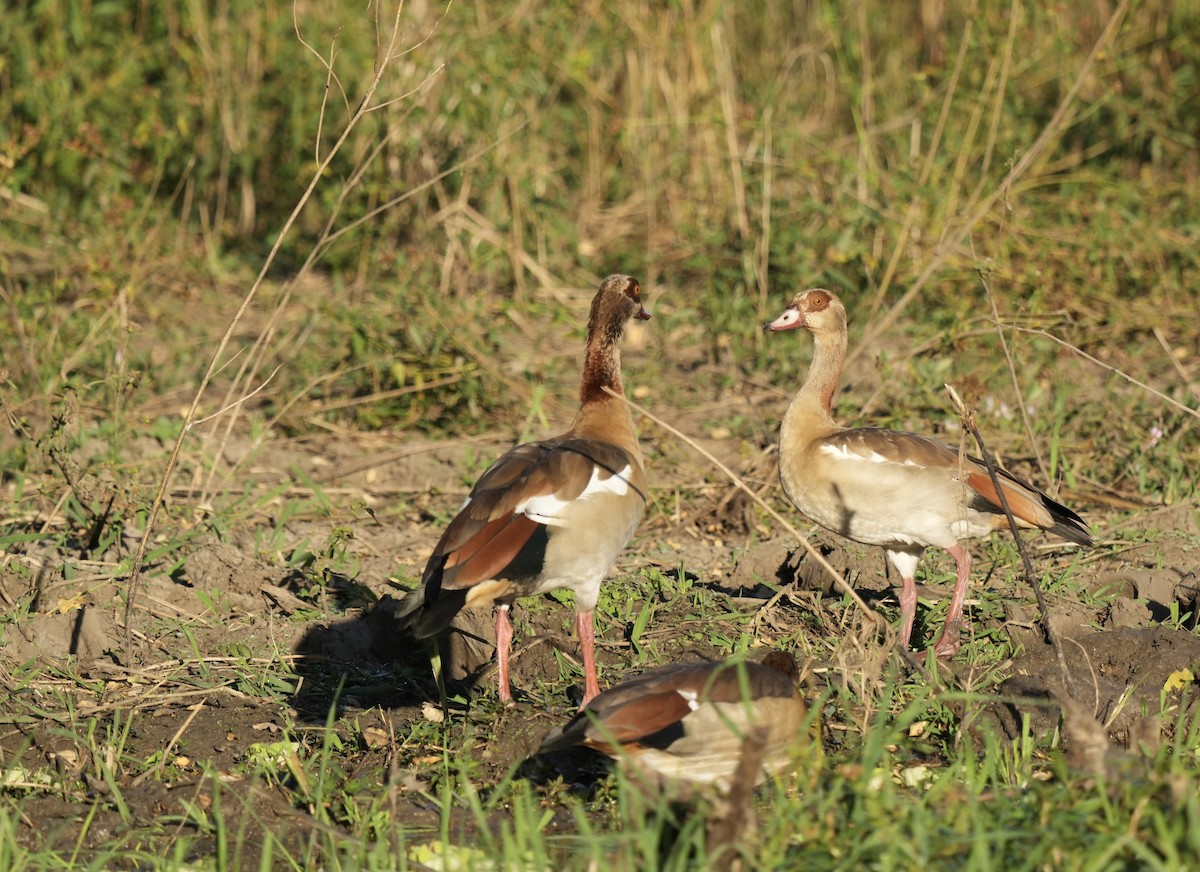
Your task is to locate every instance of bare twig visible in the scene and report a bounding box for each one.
[293,8,351,116]
[944,384,1075,695]
[1003,323,1200,421]
[129,698,208,788]
[977,268,1048,487]
[1151,326,1195,391]
[186,365,284,428]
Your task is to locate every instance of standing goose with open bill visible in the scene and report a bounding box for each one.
[765,288,1092,657]
[538,652,807,792]
[398,275,650,705]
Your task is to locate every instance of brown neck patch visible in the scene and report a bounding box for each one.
[579,290,633,404]
[580,340,622,404]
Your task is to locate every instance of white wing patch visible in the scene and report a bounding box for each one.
[676,688,701,712]
[515,463,633,526]
[820,442,918,466]
[586,463,633,497]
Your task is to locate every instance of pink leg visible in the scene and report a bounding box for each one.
[495,604,514,705]
[887,548,924,651]
[897,576,918,651]
[933,545,972,658]
[576,610,601,706]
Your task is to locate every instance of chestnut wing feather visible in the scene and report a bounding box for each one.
[964,469,1092,545]
[428,437,640,592]
[823,427,961,467]
[580,689,697,750]
[539,661,797,755]
[539,664,705,754]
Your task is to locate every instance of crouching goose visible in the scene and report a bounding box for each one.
[538,652,807,792]
[765,289,1092,657]
[398,275,650,705]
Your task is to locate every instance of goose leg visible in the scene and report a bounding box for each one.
[897,575,918,650]
[496,604,514,704]
[576,610,601,706]
[886,548,925,651]
[932,545,972,658]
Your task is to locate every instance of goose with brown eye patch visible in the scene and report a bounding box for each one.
[397,275,650,706]
[765,288,1092,657]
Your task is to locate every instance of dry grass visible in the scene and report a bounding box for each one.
[2,0,1199,867]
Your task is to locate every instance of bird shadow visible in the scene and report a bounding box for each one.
[288,594,496,724]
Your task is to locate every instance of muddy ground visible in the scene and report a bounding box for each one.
[2,347,1199,861]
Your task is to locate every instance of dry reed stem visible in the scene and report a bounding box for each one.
[967,0,1018,214]
[197,89,441,506]
[196,9,458,506]
[711,19,751,249]
[126,2,421,654]
[865,3,965,320]
[234,128,529,466]
[754,110,775,331]
[852,0,1131,367]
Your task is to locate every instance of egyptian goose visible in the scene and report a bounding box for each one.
[538,652,806,792]
[399,274,650,705]
[766,289,1092,657]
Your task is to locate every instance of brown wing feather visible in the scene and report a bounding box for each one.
[553,438,643,489]
[827,428,960,467]
[580,690,696,749]
[698,660,798,704]
[434,437,639,564]
[539,664,708,754]
[469,441,553,492]
[539,659,799,755]
[425,441,562,575]
[431,446,556,560]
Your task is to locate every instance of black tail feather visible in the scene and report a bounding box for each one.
[1042,493,1093,547]
[538,715,589,755]
[990,463,1094,547]
[395,569,468,639]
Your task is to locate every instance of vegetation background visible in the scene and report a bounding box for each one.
[2,0,1199,868]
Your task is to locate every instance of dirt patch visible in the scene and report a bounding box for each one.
[999,626,1200,744]
[3,423,1200,860]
